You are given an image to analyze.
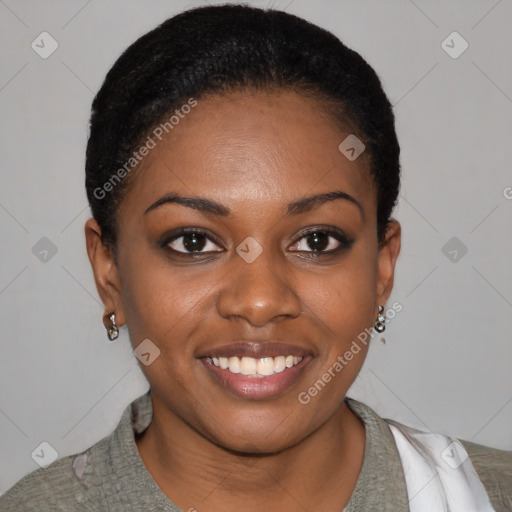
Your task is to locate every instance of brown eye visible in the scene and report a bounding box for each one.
[304,232,330,251]
[166,230,223,254]
[182,233,206,252]
[290,230,347,253]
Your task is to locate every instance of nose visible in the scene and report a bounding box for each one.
[215,248,302,327]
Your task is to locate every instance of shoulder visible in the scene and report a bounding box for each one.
[0,392,151,511]
[347,399,512,511]
[459,438,512,512]
[0,453,83,511]
[0,434,113,511]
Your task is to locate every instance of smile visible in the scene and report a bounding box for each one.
[201,353,311,399]
[205,355,304,377]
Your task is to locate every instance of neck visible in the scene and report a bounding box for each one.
[135,398,365,512]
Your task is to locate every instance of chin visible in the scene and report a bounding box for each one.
[201,407,310,455]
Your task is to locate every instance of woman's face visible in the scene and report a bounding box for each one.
[86,89,400,453]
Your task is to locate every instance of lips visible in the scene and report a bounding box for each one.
[199,340,309,358]
[198,341,313,399]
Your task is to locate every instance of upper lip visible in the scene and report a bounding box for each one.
[198,341,311,359]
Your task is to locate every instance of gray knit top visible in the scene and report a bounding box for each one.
[1,391,511,511]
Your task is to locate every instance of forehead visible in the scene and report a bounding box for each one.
[121,89,375,217]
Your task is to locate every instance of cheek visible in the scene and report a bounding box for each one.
[304,243,378,340]
[119,249,211,346]
[119,256,212,399]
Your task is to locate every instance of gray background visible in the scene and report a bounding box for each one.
[1,0,511,495]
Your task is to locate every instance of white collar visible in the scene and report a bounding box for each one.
[387,420,496,512]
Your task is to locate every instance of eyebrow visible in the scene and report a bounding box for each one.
[143,190,364,220]
[144,193,230,216]
[287,191,364,219]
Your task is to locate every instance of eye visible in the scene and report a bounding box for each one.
[288,228,353,254]
[165,229,223,254]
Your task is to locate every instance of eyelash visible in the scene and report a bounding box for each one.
[161,226,354,259]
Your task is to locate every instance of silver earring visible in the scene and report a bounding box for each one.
[106,313,119,341]
[374,305,386,333]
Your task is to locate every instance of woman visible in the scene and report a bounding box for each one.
[1,4,510,511]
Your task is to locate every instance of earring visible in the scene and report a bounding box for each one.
[374,305,386,333]
[106,313,119,341]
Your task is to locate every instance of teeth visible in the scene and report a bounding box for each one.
[228,356,241,374]
[274,356,286,373]
[257,357,275,376]
[209,355,303,376]
[240,357,257,375]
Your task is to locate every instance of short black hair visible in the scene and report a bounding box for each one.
[86,4,400,254]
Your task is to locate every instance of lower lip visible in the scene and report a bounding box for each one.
[201,356,312,400]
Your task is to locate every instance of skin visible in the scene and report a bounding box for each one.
[85,89,401,511]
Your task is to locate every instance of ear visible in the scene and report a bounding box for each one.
[376,220,401,306]
[84,218,126,328]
